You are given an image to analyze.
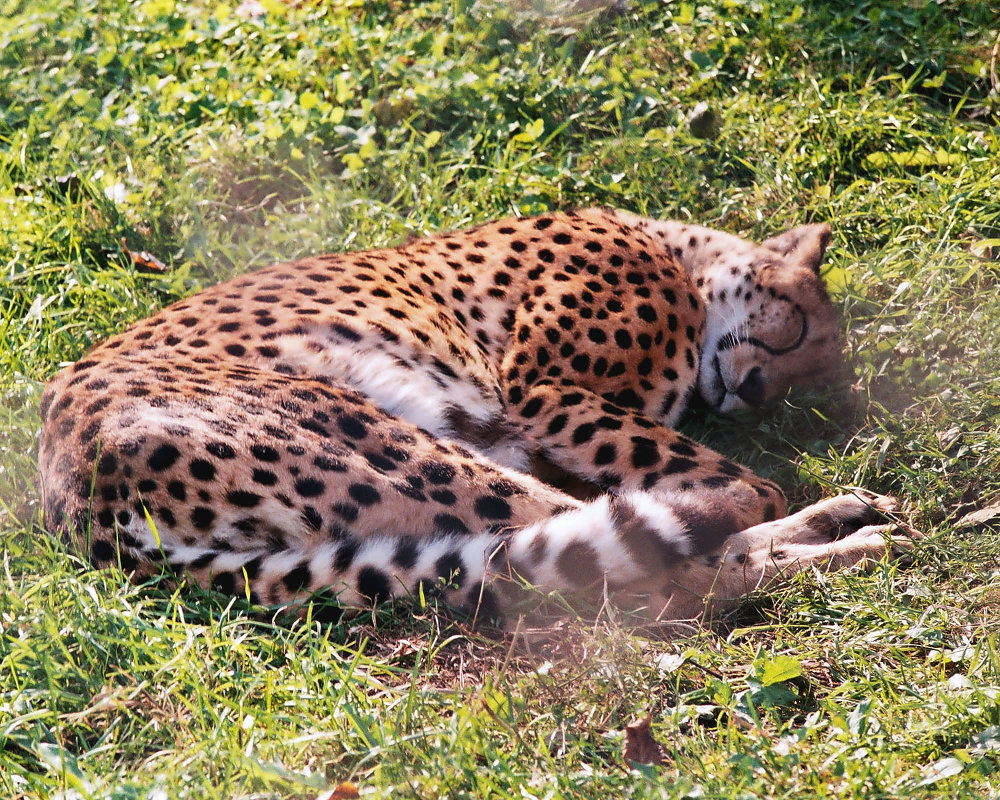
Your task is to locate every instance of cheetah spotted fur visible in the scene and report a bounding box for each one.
[39,208,912,624]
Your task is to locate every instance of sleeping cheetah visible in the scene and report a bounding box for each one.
[38,208,912,624]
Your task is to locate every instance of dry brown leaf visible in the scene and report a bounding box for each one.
[955,501,1000,528]
[121,238,168,272]
[623,715,664,767]
[317,782,360,800]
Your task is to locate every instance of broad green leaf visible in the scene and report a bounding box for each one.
[35,742,91,791]
[970,726,1000,755]
[758,655,802,686]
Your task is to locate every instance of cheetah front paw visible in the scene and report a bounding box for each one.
[816,490,899,536]
[816,521,922,571]
[758,490,904,546]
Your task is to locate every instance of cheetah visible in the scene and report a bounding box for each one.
[38,208,913,625]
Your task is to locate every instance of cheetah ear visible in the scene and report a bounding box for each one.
[760,223,832,273]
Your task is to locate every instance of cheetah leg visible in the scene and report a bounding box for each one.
[146,487,740,621]
[504,384,788,538]
[107,485,913,626]
[156,490,687,619]
[298,490,910,623]
[485,488,908,616]
[646,490,919,621]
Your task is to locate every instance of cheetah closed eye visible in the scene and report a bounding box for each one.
[38,208,916,625]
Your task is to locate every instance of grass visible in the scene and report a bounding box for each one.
[1,0,999,796]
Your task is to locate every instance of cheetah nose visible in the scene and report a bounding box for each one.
[735,366,765,407]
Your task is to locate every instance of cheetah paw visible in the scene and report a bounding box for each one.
[827,521,923,570]
[754,490,906,546]
[807,490,902,539]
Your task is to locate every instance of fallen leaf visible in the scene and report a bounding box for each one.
[317,782,360,800]
[955,501,1000,528]
[623,716,664,767]
[121,238,168,272]
[935,426,961,448]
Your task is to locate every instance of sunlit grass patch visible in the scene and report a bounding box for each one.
[1,0,999,796]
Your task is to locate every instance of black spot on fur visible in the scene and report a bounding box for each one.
[555,541,601,585]
[301,506,323,531]
[314,456,347,472]
[630,436,659,468]
[85,398,111,415]
[282,563,312,593]
[435,551,466,587]
[471,585,503,625]
[91,539,115,564]
[299,418,329,437]
[212,572,236,595]
[669,440,697,457]
[611,497,684,571]
[97,453,117,476]
[430,488,457,505]
[348,482,380,505]
[392,537,419,569]
[191,507,216,530]
[206,441,236,459]
[148,443,181,471]
[332,502,359,522]
[338,414,369,439]
[251,444,280,462]
[335,537,359,570]
[474,495,511,520]
[664,456,697,474]
[357,567,391,604]
[546,414,568,435]
[189,459,215,481]
[594,443,617,465]
[520,397,544,418]
[227,490,261,508]
[252,469,278,486]
[434,514,469,534]
[659,391,678,418]
[420,460,456,485]
[672,500,738,553]
[572,423,596,445]
[295,477,326,497]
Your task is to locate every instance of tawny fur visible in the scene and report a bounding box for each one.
[38,208,911,624]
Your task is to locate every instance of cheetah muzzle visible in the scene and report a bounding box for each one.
[38,208,916,627]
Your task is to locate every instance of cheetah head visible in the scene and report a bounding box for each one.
[695,223,840,413]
